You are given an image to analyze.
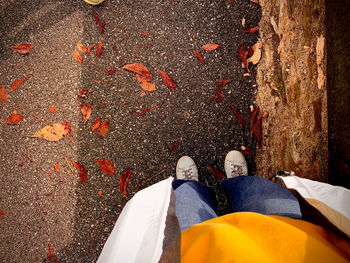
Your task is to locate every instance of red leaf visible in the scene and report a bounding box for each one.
[217,80,231,86]
[97,160,116,175]
[77,43,87,53]
[98,120,109,138]
[92,118,101,131]
[62,122,73,142]
[193,50,205,64]
[141,32,149,37]
[129,105,157,117]
[81,104,92,124]
[96,41,103,57]
[243,25,260,34]
[253,114,262,147]
[98,190,103,199]
[201,43,220,51]
[72,161,88,183]
[169,140,182,153]
[48,242,59,263]
[207,165,226,180]
[229,103,245,128]
[10,74,32,92]
[122,63,152,76]
[209,87,225,103]
[9,43,32,54]
[0,86,8,102]
[73,50,83,63]
[54,162,60,172]
[104,67,116,76]
[99,20,105,35]
[47,105,57,113]
[92,10,99,24]
[238,43,248,70]
[6,111,24,125]
[241,146,254,157]
[250,106,260,136]
[120,167,131,198]
[158,70,176,90]
[87,45,95,53]
[0,209,9,223]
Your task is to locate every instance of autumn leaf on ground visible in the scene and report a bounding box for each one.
[243,26,260,34]
[241,146,254,157]
[92,11,105,34]
[98,190,103,199]
[169,140,182,153]
[141,32,149,37]
[54,162,60,172]
[97,160,116,175]
[73,50,83,63]
[251,0,259,3]
[136,75,156,91]
[247,42,262,65]
[129,105,157,117]
[209,87,225,103]
[77,43,87,53]
[87,45,94,53]
[217,80,231,86]
[62,122,73,141]
[104,67,116,76]
[81,104,92,124]
[208,166,226,180]
[158,70,176,90]
[9,43,32,54]
[72,161,88,183]
[201,43,220,51]
[32,123,68,141]
[10,74,32,92]
[47,105,57,113]
[96,40,103,57]
[238,43,248,70]
[193,50,205,64]
[0,209,8,223]
[98,120,109,138]
[123,63,152,76]
[229,103,245,128]
[253,114,262,147]
[92,118,101,131]
[120,167,131,198]
[0,86,8,102]
[6,111,23,125]
[250,106,260,136]
[47,242,59,263]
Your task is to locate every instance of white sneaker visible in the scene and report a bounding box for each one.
[224,150,248,178]
[176,156,199,181]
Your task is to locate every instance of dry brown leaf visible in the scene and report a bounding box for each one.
[201,43,220,51]
[81,104,92,124]
[247,42,262,65]
[9,43,32,54]
[92,118,101,131]
[96,160,116,175]
[72,161,88,183]
[98,120,109,138]
[0,86,8,102]
[123,63,152,76]
[73,50,83,63]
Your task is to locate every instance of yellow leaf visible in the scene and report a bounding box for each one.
[32,123,68,141]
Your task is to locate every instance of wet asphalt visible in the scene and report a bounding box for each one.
[0,0,261,261]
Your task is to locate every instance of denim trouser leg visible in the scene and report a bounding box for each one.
[221,176,302,218]
[173,180,218,232]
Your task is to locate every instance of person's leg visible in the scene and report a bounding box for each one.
[174,156,218,232]
[222,150,301,218]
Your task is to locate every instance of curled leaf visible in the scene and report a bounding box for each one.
[10,74,32,92]
[238,43,248,70]
[0,86,8,102]
[92,118,101,131]
[72,161,88,183]
[98,120,109,138]
[250,106,260,136]
[253,114,263,147]
[54,162,60,172]
[9,43,32,54]
[209,87,225,103]
[96,160,116,175]
[247,42,262,65]
[229,103,245,128]
[208,165,226,180]
[6,111,24,125]
[47,105,57,113]
[243,26,260,34]
[81,104,92,124]
[193,50,205,64]
[158,70,176,90]
[73,50,83,63]
[96,40,103,57]
[120,167,131,198]
[47,242,59,263]
[77,43,87,53]
[123,63,151,76]
[32,123,68,141]
[201,43,220,51]
[217,80,231,86]
[136,75,156,91]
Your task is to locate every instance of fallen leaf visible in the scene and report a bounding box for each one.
[123,63,152,76]
[72,161,88,183]
[6,111,23,125]
[98,190,103,199]
[217,80,231,86]
[99,21,105,35]
[207,166,226,180]
[247,42,262,65]
[98,120,109,138]
[141,32,149,37]
[47,105,57,113]
[77,43,87,53]
[92,118,101,131]
[81,104,92,124]
[62,122,73,141]
[263,111,269,118]
[97,160,116,175]
[10,74,32,92]
[158,70,176,90]
[96,41,103,57]
[229,103,245,128]
[19,162,24,167]
[9,43,32,54]
[253,114,262,147]
[87,45,95,53]
[251,0,259,3]
[243,73,251,77]
[0,209,8,223]
[136,75,156,91]
[238,43,248,70]
[169,140,182,153]
[47,242,59,263]
[0,86,8,102]
[32,123,69,141]
[54,162,60,172]
[193,50,205,64]
[242,18,246,27]
[120,167,131,198]
[92,10,99,23]
[250,106,260,136]
[201,43,220,51]
[136,74,153,82]
[241,146,254,157]
[209,87,225,103]
[243,26,260,34]
[49,170,53,180]
[73,50,83,63]
[129,105,158,117]
[100,101,105,107]
[104,67,116,76]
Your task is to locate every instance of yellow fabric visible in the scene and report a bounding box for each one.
[181,212,350,263]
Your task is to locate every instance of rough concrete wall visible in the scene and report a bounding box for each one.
[255,0,328,181]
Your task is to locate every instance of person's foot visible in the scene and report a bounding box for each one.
[224,150,248,178]
[176,156,199,181]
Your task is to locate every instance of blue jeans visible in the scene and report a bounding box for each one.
[173,176,302,232]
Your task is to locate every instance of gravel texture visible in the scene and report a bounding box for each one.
[0,0,261,261]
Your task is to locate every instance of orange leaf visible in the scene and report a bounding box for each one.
[54,162,60,172]
[137,79,156,92]
[98,190,103,199]
[96,160,116,175]
[9,43,32,54]
[47,242,59,263]
[77,43,87,53]
[122,63,151,76]
[10,74,31,92]
[87,45,95,53]
[81,104,92,124]
[243,25,260,34]
[120,167,131,198]
[6,111,23,125]
[62,122,73,142]
[193,50,205,64]
[32,123,69,141]
[72,161,88,183]
[217,80,231,86]
[0,86,8,102]
[98,120,109,138]
[92,118,101,131]
[158,70,176,90]
[141,32,149,37]
[47,105,57,113]
[201,43,220,51]
[96,40,103,57]
[73,50,83,63]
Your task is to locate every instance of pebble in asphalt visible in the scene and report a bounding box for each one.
[0,0,261,261]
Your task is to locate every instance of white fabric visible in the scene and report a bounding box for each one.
[97,177,174,263]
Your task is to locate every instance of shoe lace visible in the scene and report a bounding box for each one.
[183,169,194,180]
[231,164,243,177]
